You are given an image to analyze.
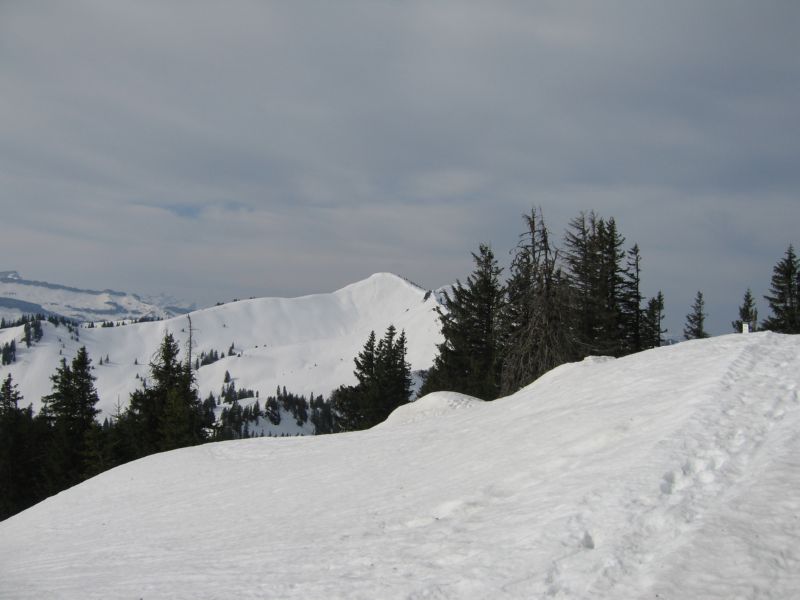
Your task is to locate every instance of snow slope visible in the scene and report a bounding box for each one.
[0,273,442,419]
[2,332,798,599]
[0,270,193,322]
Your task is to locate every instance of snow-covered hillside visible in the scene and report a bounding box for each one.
[0,273,442,421]
[0,270,193,322]
[2,332,798,599]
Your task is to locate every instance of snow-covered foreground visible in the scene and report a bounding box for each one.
[2,332,799,599]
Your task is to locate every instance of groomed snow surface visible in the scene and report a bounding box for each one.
[2,332,799,599]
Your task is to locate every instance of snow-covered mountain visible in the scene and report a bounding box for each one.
[0,273,443,426]
[1,332,797,598]
[0,270,194,323]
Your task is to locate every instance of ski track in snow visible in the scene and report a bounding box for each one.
[1,333,799,599]
[533,335,800,599]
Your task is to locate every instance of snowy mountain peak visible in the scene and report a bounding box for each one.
[332,272,428,299]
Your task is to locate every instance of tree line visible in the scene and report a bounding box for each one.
[678,243,799,340]
[420,209,800,400]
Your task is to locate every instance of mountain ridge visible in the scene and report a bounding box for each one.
[0,272,443,423]
[0,270,195,322]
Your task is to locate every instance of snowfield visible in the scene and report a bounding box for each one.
[2,332,799,599]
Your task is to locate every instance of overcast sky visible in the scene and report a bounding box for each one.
[1,1,798,336]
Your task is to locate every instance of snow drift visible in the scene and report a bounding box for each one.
[1,332,799,599]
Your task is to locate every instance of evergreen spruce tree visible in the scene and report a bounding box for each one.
[310,394,335,435]
[329,385,361,432]
[353,331,377,392]
[421,244,505,400]
[0,373,22,413]
[32,319,43,342]
[684,291,709,340]
[0,375,49,520]
[4,340,16,365]
[499,209,575,394]
[563,211,596,351]
[41,347,101,489]
[620,244,644,353]
[265,396,281,425]
[376,326,411,420]
[595,218,627,355]
[125,332,206,457]
[762,245,800,333]
[564,213,627,356]
[333,325,412,430]
[642,291,666,348]
[732,288,759,333]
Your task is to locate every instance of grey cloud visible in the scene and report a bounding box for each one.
[1,0,798,336]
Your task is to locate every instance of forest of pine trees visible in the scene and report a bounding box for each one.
[420,210,798,400]
[331,325,412,431]
[420,210,671,400]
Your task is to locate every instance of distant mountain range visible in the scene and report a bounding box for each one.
[0,273,443,432]
[0,270,195,323]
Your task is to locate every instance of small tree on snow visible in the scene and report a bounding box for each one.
[684,291,709,340]
[732,289,758,333]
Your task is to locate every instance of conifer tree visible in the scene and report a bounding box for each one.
[41,347,101,489]
[329,384,361,432]
[762,245,800,333]
[684,291,709,340]
[499,209,575,394]
[310,394,335,435]
[564,211,596,349]
[353,331,377,391]
[125,332,206,456]
[0,375,48,520]
[333,325,412,430]
[421,244,505,399]
[564,213,627,356]
[595,218,627,354]
[32,319,43,342]
[1,340,15,365]
[732,289,758,333]
[620,244,644,353]
[376,326,412,419]
[0,373,22,413]
[643,291,666,348]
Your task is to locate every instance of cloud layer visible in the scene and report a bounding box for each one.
[1,1,798,335]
